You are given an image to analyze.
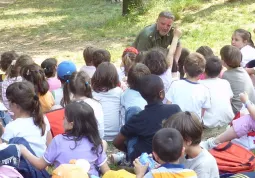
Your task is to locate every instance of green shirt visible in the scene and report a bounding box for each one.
[133,24,179,51]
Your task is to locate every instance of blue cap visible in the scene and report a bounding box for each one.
[57,61,77,79]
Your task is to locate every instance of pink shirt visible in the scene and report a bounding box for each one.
[47,77,61,92]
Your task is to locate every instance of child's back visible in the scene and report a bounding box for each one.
[44,134,106,176]
[199,57,234,128]
[220,45,255,114]
[167,79,210,118]
[200,78,234,127]
[166,53,210,118]
[121,63,150,110]
[92,62,123,141]
[119,75,181,162]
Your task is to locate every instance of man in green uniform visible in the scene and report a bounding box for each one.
[133,11,182,60]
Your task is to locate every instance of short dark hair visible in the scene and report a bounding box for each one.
[22,64,49,95]
[41,58,57,78]
[184,52,206,77]
[205,56,222,78]
[152,128,183,162]
[144,49,168,75]
[138,74,164,103]
[127,63,151,91]
[163,111,203,146]
[220,45,241,68]
[196,46,214,59]
[0,51,18,72]
[178,48,190,78]
[158,11,175,20]
[92,49,111,68]
[91,62,119,93]
[83,46,98,65]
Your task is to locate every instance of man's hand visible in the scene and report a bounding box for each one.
[134,158,148,178]
[239,92,249,104]
[173,27,182,38]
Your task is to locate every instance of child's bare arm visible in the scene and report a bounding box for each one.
[19,145,48,170]
[100,162,110,175]
[166,28,182,69]
[240,92,255,120]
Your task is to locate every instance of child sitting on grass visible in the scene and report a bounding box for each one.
[199,56,234,128]
[220,45,255,115]
[80,45,98,78]
[0,51,18,82]
[22,64,55,113]
[163,112,219,178]
[92,49,111,68]
[166,52,211,119]
[113,74,181,163]
[202,92,255,151]
[19,101,110,177]
[41,58,61,92]
[134,128,197,178]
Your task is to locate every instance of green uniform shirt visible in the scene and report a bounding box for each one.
[133,24,179,51]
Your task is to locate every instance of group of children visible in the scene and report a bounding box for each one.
[0,25,255,178]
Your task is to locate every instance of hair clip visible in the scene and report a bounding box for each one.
[11,60,16,65]
[33,95,39,101]
[85,81,89,86]
[26,69,30,75]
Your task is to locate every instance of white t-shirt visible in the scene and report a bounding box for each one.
[2,116,50,157]
[83,98,104,139]
[92,87,123,141]
[240,45,255,67]
[159,68,172,103]
[199,78,234,128]
[166,79,211,119]
[80,65,96,78]
[180,148,219,178]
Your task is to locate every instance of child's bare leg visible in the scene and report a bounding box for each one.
[214,127,238,144]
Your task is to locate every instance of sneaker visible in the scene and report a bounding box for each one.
[200,137,218,150]
[110,152,131,166]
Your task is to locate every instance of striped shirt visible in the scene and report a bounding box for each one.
[144,163,197,178]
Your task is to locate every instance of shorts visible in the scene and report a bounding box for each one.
[232,114,255,138]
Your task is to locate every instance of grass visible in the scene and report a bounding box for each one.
[0,0,255,66]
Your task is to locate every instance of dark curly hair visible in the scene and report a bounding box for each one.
[0,51,18,72]
[143,48,168,75]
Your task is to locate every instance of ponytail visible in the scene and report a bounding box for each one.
[248,32,255,48]
[122,53,137,76]
[62,78,71,107]
[33,95,45,136]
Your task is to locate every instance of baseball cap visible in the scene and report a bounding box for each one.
[57,61,77,79]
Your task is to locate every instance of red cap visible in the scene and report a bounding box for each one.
[123,47,139,55]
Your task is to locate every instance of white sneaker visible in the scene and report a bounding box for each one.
[200,137,218,150]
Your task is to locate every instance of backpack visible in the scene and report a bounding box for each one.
[0,165,24,178]
[209,141,255,173]
[45,108,65,137]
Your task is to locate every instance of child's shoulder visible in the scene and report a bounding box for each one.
[149,166,197,178]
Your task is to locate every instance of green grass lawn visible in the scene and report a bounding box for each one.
[0,0,254,66]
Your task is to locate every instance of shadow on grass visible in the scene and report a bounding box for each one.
[182,0,255,24]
